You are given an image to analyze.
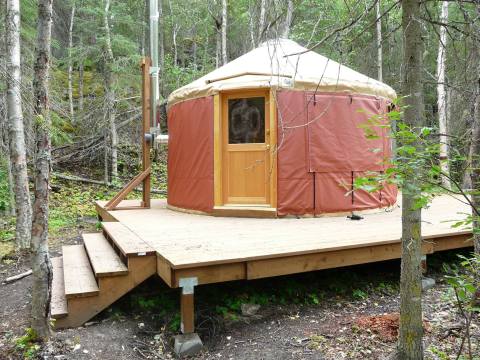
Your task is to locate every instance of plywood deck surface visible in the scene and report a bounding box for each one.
[62,245,99,298]
[104,195,472,269]
[51,257,68,318]
[102,222,155,256]
[83,233,128,276]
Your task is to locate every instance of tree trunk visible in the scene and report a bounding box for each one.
[203,26,209,70]
[192,26,197,70]
[78,57,84,112]
[7,153,15,216]
[173,24,178,66]
[282,0,293,38]
[103,0,117,181]
[397,0,425,358]
[5,0,32,249]
[158,0,165,96]
[67,1,75,122]
[471,87,480,254]
[248,2,256,49]
[104,132,109,184]
[376,0,383,82]
[0,87,15,217]
[31,0,53,341]
[221,0,227,65]
[437,1,450,188]
[470,3,480,253]
[258,0,266,44]
[1,17,14,218]
[215,20,221,68]
[77,33,84,113]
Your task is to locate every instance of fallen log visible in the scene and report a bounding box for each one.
[3,269,32,284]
[52,172,167,195]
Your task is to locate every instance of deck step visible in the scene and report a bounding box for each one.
[102,222,155,257]
[83,233,128,277]
[51,257,68,319]
[62,245,99,299]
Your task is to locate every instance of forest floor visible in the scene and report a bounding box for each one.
[0,180,479,360]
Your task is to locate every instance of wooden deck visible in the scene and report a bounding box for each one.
[97,194,473,288]
[51,194,473,333]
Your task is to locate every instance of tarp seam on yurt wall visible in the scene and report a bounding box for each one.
[276,90,397,216]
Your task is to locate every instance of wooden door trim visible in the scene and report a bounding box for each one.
[213,89,277,208]
[222,90,270,205]
[213,94,222,207]
[269,90,278,209]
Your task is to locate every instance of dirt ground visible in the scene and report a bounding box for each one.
[0,222,478,360]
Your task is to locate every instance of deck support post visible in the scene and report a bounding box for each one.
[179,277,198,334]
[175,277,202,357]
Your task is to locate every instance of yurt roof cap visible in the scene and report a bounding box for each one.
[168,39,396,106]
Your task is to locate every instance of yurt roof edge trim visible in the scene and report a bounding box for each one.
[167,39,397,106]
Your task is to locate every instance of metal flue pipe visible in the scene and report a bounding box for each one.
[149,0,160,133]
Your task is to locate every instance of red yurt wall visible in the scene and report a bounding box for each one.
[276,90,397,216]
[167,96,214,212]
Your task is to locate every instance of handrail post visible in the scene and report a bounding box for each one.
[141,58,152,208]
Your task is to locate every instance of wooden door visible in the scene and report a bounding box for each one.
[222,91,271,205]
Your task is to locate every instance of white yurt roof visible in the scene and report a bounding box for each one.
[168,39,396,106]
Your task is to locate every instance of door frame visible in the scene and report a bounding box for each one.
[213,89,277,208]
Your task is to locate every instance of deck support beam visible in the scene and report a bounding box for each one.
[179,277,198,334]
[175,277,203,357]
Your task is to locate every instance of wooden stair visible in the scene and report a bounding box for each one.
[51,222,157,328]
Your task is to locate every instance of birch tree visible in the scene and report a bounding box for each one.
[0,61,15,217]
[215,17,221,67]
[5,0,32,249]
[31,0,53,340]
[248,2,256,49]
[221,0,228,65]
[78,37,84,112]
[437,1,450,188]
[396,0,425,358]
[103,0,118,182]
[67,1,76,121]
[470,3,480,253]
[258,0,266,44]
[282,0,293,39]
[376,0,382,82]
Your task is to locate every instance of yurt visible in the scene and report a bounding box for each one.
[166,39,398,217]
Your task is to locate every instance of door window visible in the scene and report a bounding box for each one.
[228,97,265,144]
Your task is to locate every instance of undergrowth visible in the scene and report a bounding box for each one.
[0,156,11,214]
[13,328,41,359]
[114,249,470,336]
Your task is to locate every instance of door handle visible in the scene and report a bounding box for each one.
[265,144,270,150]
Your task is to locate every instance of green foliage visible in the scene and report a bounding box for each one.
[169,313,181,332]
[162,54,212,97]
[427,345,449,360]
[0,156,11,213]
[200,270,399,321]
[352,289,368,300]
[129,292,181,331]
[354,96,478,214]
[444,254,480,314]
[50,112,74,146]
[48,179,117,235]
[375,281,398,295]
[442,254,480,358]
[14,328,41,359]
